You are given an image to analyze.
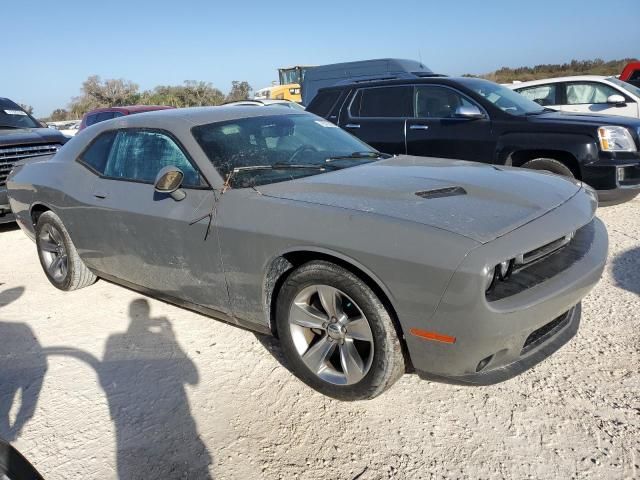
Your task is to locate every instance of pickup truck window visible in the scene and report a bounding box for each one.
[350,86,412,118]
[0,99,40,129]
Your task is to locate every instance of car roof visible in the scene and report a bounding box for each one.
[106,105,307,128]
[316,76,489,92]
[85,105,174,115]
[507,75,612,88]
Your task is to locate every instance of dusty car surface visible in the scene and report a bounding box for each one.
[7,107,608,400]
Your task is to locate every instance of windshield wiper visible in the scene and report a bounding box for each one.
[524,108,555,116]
[0,125,22,129]
[232,163,335,173]
[325,151,389,162]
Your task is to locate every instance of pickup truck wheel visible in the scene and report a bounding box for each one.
[521,157,575,178]
[276,260,405,400]
[35,211,97,291]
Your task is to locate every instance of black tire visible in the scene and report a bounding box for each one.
[35,210,97,291]
[0,439,45,480]
[276,261,405,400]
[521,157,575,178]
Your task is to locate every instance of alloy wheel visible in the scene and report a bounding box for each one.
[288,284,374,385]
[38,224,68,282]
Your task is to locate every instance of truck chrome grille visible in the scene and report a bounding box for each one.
[0,144,61,186]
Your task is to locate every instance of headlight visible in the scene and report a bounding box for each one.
[597,126,637,152]
[485,259,514,293]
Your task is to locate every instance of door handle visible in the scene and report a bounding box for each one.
[345,123,360,129]
[93,192,107,199]
[409,124,430,130]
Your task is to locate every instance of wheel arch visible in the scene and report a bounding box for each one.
[507,149,582,179]
[263,248,414,372]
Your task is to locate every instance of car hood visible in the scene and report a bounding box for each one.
[258,156,581,243]
[530,111,640,128]
[0,127,67,147]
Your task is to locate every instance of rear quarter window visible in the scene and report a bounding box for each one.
[307,90,341,117]
[78,130,117,174]
[350,86,413,118]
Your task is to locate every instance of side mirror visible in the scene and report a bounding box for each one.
[154,166,186,201]
[607,94,626,105]
[454,105,485,119]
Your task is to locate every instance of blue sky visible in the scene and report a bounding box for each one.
[3,0,639,117]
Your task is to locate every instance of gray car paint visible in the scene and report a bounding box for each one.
[7,106,608,382]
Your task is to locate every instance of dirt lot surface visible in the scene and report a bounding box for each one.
[1,198,639,480]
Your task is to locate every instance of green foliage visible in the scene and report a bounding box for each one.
[466,58,638,83]
[61,76,253,118]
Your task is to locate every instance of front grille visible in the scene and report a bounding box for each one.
[521,311,571,355]
[487,220,595,302]
[0,144,61,186]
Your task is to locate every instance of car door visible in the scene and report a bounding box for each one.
[515,83,562,109]
[405,85,494,162]
[338,85,412,155]
[560,81,637,117]
[74,128,231,315]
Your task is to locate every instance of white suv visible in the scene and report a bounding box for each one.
[508,75,640,118]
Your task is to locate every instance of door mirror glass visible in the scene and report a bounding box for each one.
[454,105,485,119]
[154,166,186,200]
[607,94,626,105]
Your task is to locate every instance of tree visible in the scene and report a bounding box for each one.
[225,81,252,102]
[19,104,34,115]
[49,109,71,121]
[68,75,140,116]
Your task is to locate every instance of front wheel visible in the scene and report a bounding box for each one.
[521,157,575,178]
[35,211,97,291]
[276,261,405,400]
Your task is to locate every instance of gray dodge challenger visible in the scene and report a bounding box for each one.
[7,106,608,400]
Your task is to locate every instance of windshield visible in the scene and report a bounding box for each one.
[192,114,380,188]
[606,77,640,98]
[0,100,40,129]
[279,67,309,85]
[464,79,546,115]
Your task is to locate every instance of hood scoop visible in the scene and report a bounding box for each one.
[415,186,467,199]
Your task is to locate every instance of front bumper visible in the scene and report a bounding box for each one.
[0,187,15,224]
[583,153,640,206]
[404,190,608,385]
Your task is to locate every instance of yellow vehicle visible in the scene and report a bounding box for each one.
[254,66,314,103]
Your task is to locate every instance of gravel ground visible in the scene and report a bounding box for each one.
[0,197,638,480]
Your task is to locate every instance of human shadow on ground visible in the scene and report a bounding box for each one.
[98,298,212,479]
[0,287,48,442]
[611,246,640,295]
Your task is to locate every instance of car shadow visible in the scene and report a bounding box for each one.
[611,246,640,295]
[0,222,19,234]
[0,287,48,442]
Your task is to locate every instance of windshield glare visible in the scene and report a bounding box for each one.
[465,80,545,115]
[192,114,378,188]
[0,101,40,129]
[606,77,640,98]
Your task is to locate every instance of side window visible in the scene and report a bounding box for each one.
[95,112,115,123]
[565,82,619,105]
[352,86,413,118]
[78,130,117,174]
[414,86,477,118]
[85,114,99,127]
[307,90,341,117]
[103,130,203,187]
[517,84,558,106]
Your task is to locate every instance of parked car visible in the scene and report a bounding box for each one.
[78,105,174,131]
[59,121,81,137]
[7,106,607,399]
[227,99,305,110]
[0,97,68,224]
[507,75,640,118]
[0,438,44,480]
[301,58,437,106]
[306,77,640,205]
[620,61,640,88]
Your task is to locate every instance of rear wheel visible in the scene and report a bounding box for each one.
[276,261,405,400]
[35,211,97,291]
[521,157,575,178]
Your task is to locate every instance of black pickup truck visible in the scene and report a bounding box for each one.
[0,98,67,224]
[307,77,640,205]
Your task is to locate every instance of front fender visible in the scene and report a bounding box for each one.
[496,132,597,167]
